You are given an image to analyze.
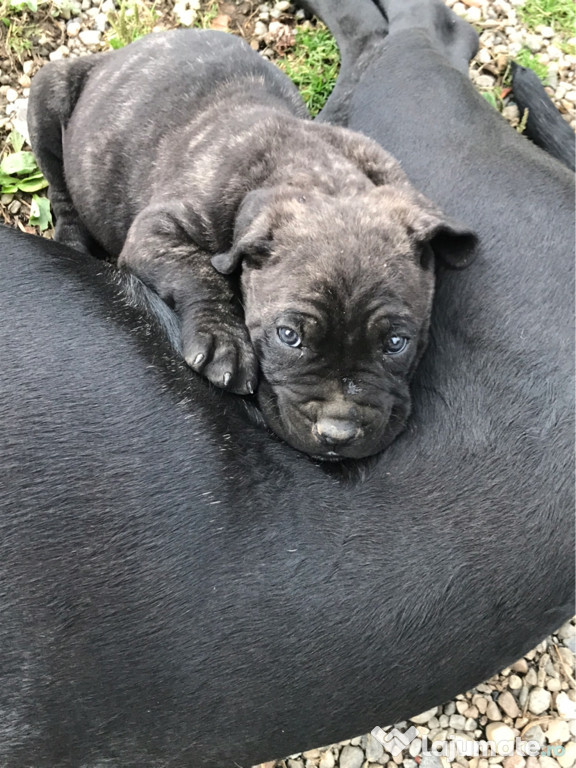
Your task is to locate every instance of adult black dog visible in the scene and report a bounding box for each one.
[0,1,573,767]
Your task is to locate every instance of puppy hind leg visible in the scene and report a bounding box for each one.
[298,0,389,126]
[27,57,98,254]
[375,0,478,75]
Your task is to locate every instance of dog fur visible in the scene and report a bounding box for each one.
[28,29,476,460]
[0,0,573,765]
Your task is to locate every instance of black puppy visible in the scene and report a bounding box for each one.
[28,29,476,461]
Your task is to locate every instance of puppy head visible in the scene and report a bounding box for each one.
[212,185,476,460]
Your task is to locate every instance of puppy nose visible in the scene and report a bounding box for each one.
[314,418,359,446]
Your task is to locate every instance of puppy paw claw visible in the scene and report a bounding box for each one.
[182,320,258,395]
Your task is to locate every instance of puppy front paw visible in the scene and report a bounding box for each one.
[182,314,258,395]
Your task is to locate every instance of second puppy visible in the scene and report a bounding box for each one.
[28,29,477,460]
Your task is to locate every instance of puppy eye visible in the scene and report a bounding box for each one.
[384,334,409,355]
[277,326,302,348]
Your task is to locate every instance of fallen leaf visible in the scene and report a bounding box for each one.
[210,13,230,32]
[496,53,508,72]
[16,221,36,235]
[267,21,294,54]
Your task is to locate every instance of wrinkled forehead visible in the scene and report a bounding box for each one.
[253,255,431,326]
[283,203,418,259]
[283,279,418,334]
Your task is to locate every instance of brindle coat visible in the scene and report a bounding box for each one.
[28,29,476,459]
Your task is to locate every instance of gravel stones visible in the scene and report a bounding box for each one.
[410,707,438,724]
[466,6,482,23]
[173,0,200,26]
[558,623,576,641]
[254,20,268,36]
[547,719,571,744]
[366,734,385,762]
[319,751,335,768]
[557,692,576,720]
[524,724,546,745]
[66,20,82,37]
[503,755,526,768]
[474,695,489,715]
[528,687,552,715]
[78,28,101,46]
[337,746,363,768]
[48,45,70,61]
[508,674,523,690]
[526,668,538,687]
[450,714,467,730]
[539,757,560,768]
[564,638,576,655]
[498,691,520,719]
[487,700,503,721]
[445,0,576,131]
[558,742,576,768]
[485,722,516,746]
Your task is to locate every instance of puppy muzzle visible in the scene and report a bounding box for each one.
[312,417,362,448]
[256,376,412,459]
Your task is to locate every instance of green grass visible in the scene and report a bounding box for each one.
[3,22,34,56]
[518,0,576,35]
[193,1,218,29]
[107,0,158,49]
[560,40,576,54]
[0,0,40,58]
[278,24,340,117]
[514,47,549,83]
[481,88,504,111]
[1,0,39,12]
[107,0,218,47]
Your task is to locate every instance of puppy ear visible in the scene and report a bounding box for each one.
[313,124,478,268]
[372,185,478,270]
[211,189,275,275]
[408,194,478,269]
